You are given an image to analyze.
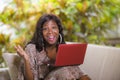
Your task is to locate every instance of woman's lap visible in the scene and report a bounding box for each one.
[45,66,84,80]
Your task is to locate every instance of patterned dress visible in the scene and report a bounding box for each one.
[17,44,84,80]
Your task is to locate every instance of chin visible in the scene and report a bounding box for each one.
[48,41,58,45]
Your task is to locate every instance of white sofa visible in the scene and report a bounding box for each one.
[0,68,10,80]
[1,43,120,80]
[80,44,120,80]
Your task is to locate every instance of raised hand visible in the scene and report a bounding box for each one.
[15,45,29,60]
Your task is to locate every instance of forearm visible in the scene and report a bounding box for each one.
[24,56,34,80]
[15,45,34,80]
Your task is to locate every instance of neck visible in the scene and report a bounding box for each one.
[46,45,57,51]
[45,42,58,49]
[45,44,58,60]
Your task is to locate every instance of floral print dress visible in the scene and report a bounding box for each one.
[17,44,84,80]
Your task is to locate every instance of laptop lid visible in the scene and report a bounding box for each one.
[55,43,87,66]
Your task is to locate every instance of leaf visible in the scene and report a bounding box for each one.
[76,2,83,12]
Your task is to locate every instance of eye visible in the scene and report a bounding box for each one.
[42,27,48,31]
[52,26,58,29]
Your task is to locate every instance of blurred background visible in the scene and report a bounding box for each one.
[0,0,120,67]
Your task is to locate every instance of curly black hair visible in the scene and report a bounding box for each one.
[29,14,65,52]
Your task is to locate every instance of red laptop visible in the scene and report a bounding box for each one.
[55,43,87,66]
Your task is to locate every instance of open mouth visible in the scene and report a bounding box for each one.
[47,36,56,42]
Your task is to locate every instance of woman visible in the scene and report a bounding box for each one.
[15,14,91,80]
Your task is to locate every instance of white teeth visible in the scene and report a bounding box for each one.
[48,36,54,39]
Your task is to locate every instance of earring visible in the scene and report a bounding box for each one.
[59,34,62,44]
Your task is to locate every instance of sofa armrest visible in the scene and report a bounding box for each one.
[0,68,10,80]
[2,53,21,80]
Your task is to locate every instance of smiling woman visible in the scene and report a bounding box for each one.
[15,14,91,80]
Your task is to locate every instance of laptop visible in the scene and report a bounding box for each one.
[55,43,87,66]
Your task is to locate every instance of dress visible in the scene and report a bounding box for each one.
[17,44,84,80]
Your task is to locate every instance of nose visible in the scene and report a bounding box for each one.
[48,28,53,34]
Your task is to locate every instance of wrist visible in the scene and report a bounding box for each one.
[23,54,29,61]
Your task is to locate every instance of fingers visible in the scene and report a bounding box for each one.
[14,45,25,57]
[14,45,29,60]
[17,45,24,52]
[15,45,21,53]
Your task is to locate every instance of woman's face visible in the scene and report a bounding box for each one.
[42,20,59,45]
